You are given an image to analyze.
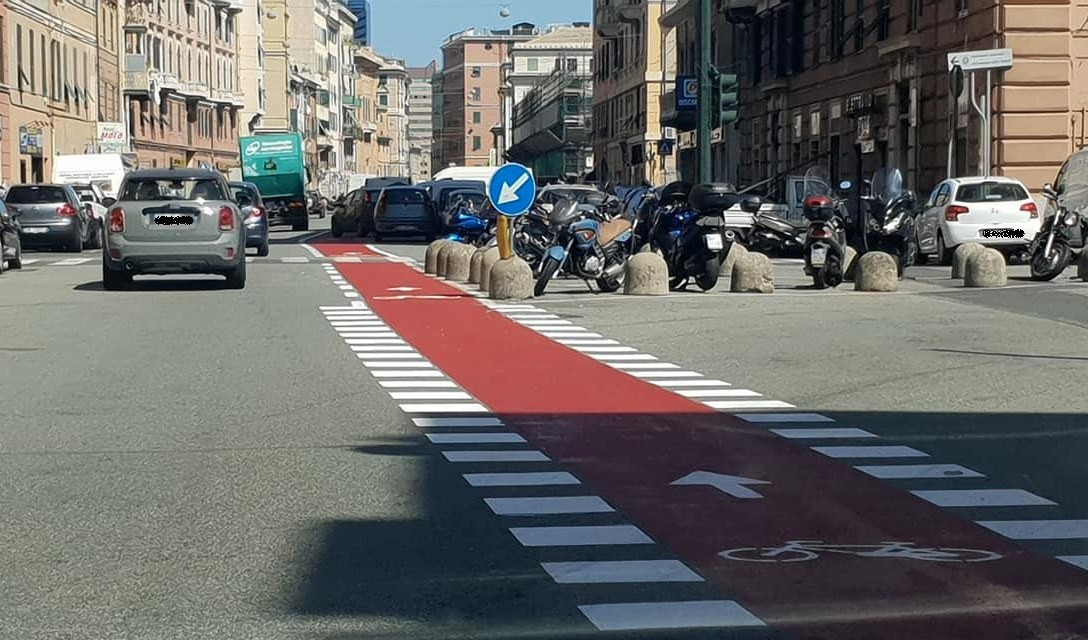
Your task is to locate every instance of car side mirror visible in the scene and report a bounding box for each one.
[740,195,762,213]
[101,197,116,207]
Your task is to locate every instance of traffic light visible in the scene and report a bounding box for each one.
[717,71,739,126]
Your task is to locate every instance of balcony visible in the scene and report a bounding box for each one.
[343,125,364,139]
[124,70,150,95]
[178,81,210,100]
[342,95,361,108]
[213,88,246,107]
[210,0,243,12]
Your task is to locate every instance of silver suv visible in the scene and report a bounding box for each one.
[102,168,246,290]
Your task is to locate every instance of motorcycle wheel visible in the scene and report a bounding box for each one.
[597,275,623,293]
[534,255,562,296]
[824,255,843,288]
[669,276,689,291]
[1030,240,1071,281]
[694,256,720,291]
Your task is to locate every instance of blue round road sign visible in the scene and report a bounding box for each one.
[488,163,537,217]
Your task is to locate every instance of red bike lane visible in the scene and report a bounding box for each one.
[314,240,1088,639]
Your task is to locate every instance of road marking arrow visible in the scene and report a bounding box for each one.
[498,172,531,205]
[671,471,771,499]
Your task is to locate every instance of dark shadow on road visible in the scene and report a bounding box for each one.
[926,347,1088,362]
[73,278,229,292]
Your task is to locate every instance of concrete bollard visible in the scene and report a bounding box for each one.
[720,243,749,277]
[1077,253,1088,282]
[854,251,899,292]
[951,242,985,279]
[842,246,859,282]
[488,257,535,300]
[479,247,502,292]
[445,244,474,283]
[424,239,451,274]
[730,252,774,293]
[436,241,462,278]
[623,252,669,295]
[964,248,1007,288]
[469,248,488,284]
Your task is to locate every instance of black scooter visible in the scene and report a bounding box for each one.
[1028,181,1087,281]
[802,181,852,289]
[859,168,918,277]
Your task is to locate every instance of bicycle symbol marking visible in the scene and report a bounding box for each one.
[719,540,1003,563]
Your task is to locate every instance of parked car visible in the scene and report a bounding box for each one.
[330,187,382,238]
[230,181,270,256]
[915,176,1040,264]
[6,183,97,252]
[429,180,488,227]
[69,182,109,247]
[0,199,23,272]
[372,186,441,242]
[101,168,246,290]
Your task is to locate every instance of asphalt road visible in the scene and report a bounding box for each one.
[3,225,1088,639]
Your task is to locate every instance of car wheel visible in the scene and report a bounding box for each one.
[102,260,132,290]
[224,257,247,289]
[0,240,5,274]
[331,221,344,238]
[68,228,84,253]
[373,232,384,242]
[292,219,310,232]
[257,241,270,257]
[87,222,103,250]
[937,233,952,266]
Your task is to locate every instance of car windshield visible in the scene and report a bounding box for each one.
[449,192,486,210]
[385,190,427,205]
[232,186,258,203]
[956,182,1028,203]
[6,186,68,203]
[120,178,226,201]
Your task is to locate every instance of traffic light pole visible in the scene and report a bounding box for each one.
[698,0,713,184]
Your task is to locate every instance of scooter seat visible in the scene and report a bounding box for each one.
[599,218,633,245]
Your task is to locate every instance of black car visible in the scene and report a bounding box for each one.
[331,187,383,238]
[6,183,97,252]
[429,180,488,227]
[0,199,23,272]
[373,186,441,242]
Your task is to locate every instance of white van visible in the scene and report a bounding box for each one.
[53,154,135,199]
[432,166,505,183]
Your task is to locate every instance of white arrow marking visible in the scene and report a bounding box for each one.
[387,286,420,292]
[498,172,531,205]
[671,471,770,499]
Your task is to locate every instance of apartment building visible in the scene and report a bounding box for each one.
[0,1,12,183]
[430,70,443,172]
[730,0,1088,195]
[406,62,436,183]
[353,46,384,176]
[311,1,357,195]
[437,24,538,168]
[122,0,244,171]
[377,57,409,177]
[237,0,267,133]
[345,0,369,45]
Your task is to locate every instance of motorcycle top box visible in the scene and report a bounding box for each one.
[688,182,740,211]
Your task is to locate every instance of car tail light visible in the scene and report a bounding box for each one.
[108,207,125,233]
[809,227,830,239]
[804,195,832,208]
[219,206,234,231]
[249,205,265,218]
[1021,202,1039,218]
[57,203,78,217]
[945,205,969,221]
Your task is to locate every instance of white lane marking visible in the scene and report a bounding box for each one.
[344,332,400,339]
[626,370,704,378]
[855,464,986,479]
[977,520,1088,540]
[556,339,621,346]
[572,346,638,353]
[339,327,396,333]
[464,472,580,487]
[488,305,542,311]
[610,362,681,370]
[577,601,765,631]
[518,319,574,326]
[912,489,1057,508]
[344,291,360,297]
[735,413,834,423]
[246,257,256,263]
[510,525,654,547]
[1058,556,1088,571]
[414,417,504,427]
[484,496,614,516]
[282,256,310,263]
[338,285,356,290]
[813,445,929,458]
[771,428,878,439]
[542,560,703,584]
[426,432,526,444]
[650,379,730,387]
[365,243,413,260]
[391,391,473,400]
[344,339,407,345]
[320,302,368,310]
[399,402,489,413]
[297,232,327,256]
[507,314,560,320]
[589,353,658,361]
[443,450,550,462]
[705,400,795,409]
[374,370,446,378]
[380,380,457,388]
[540,332,604,339]
[678,389,761,398]
[324,311,375,316]
[348,345,414,352]
[52,258,93,266]
[361,361,435,368]
[330,320,387,326]
[352,352,424,359]
[19,258,39,265]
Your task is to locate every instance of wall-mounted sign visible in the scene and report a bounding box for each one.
[170,157,185,167]
[97,122,126,153]
[676,76,698,110]
[947,48,1013,72]
[19,126,43,156]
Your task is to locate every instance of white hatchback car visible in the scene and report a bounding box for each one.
[915,176,1041,264]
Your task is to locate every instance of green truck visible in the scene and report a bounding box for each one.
[239,132,310,231]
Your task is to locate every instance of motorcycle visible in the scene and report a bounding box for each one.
[1028,181,1087,281]
[749,209,805,257]
[534,197,634,296]
[859,168,919,277]
[443,193,492,246]
[801,167,851,289]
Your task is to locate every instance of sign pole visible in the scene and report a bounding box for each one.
[697,0,713,184]
[496,215,513,260]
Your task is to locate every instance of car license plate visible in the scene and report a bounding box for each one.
[810,246,827,266]
[704,233,724,250]
[153,214,194,226]
[395,225,415,231]
[979,228,1023,239]
[22,227,48,234]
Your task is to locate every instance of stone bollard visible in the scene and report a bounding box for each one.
[479,247,502,292]
[854,251,899,292]
[469,248,488,284]
[730,252,774,293]
[842,246,859,282]
[623,252,669,295]
[488,257,535,300]
[445,244,474,283]
[436,241,462,278]
[964,248,1007,288]
[1077,253,1088,282]
[424,239,450,274]
[951,242,985,279]
[720,243,749,277]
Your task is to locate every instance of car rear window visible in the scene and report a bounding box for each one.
[231,185,259,202]
[120,178,227,201]
[956,182,1028,203]
[384,190,428,205]
[6,186,68,204]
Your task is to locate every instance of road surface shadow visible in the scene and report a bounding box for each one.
[73,278,229,292]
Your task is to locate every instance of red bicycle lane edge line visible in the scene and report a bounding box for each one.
[312,242,1088,638]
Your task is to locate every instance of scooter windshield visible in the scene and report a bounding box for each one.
[803,167,833,198]
[1058,150,1088,214]
[872,168,904,205]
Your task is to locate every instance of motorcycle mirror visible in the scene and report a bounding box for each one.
[740,195,762,213]
[838,180,852,190]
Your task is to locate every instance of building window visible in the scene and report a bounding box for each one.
[908,0,922,32]
[472,111,481,124]
[40,34,46,97]
[471,66,481,77]
[379,93,388,106]
[472,135,481,151]
[470,86,481,102]
[527,57,538,71]
[50,40,58,100]
[877,0,891,40]
[854,0,865,52]
[567,58,578,72]
[790,0,805,73]
[830,0,845,60]
[15,24,22,91]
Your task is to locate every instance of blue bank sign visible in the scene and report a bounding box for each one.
[676,76,698,110]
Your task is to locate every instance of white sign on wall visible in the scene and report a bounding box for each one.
[97,122,127,153]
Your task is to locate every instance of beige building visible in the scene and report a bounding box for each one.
[0,0,11,183]
[592,0,676,185]
[377,57,408,177]
[406,61,437,183]
[261,0,320,181]
[237,0,267,134]
[352,46,384,176]
[437,24,538,168]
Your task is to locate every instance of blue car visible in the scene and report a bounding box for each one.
[230,181,270,256]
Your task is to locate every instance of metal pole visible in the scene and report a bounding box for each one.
[496,215,513,259]
[984,70,992,177]
[697,0,712,183]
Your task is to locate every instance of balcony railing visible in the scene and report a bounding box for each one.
[123,70,149,94]
[343,125,364,139]
[178,81,210,99]
[342,95,361,107]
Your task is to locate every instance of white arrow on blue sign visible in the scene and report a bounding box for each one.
[488,162,537,217]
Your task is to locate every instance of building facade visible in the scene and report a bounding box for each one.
[591,0,676,185]
[122,0,244,171]
[353,46,384,176]
[0,0,13,184]
[406,61,436,183]
[237,0,267,134]
[346,0,369,45]
[377,57,408,177]
[437,24,538,168]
